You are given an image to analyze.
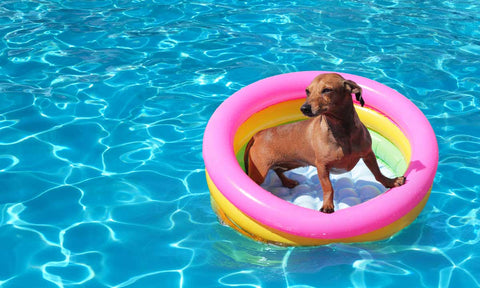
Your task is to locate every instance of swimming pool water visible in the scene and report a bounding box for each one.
[0,0,479,287]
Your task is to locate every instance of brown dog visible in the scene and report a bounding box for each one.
[244,73,406,213]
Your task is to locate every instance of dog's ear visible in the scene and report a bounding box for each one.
[344,80,364,107]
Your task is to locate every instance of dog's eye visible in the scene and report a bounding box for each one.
[322,88,333,94]
[305,89,311,97]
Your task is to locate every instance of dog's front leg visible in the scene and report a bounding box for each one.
[316,165,335,213]
[363,150,406,188]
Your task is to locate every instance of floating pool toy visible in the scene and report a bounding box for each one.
[203,71,438,246]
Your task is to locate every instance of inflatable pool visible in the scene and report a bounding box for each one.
[203,71,438,246]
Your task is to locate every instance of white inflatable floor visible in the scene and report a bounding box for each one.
[261,159,396,211]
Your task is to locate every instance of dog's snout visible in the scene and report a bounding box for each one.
[301,104,314,117]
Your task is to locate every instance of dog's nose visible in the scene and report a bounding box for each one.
[301,104,313,116]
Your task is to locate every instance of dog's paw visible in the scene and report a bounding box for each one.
[393,176,406,187]
[383,176,406,188]
[320,206,335,214]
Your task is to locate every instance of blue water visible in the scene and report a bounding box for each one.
[0,0,479,287]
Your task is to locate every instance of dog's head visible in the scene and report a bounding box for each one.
[301,73,364,117]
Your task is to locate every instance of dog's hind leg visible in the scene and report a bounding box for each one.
[247,158,268,185]
[274,168,299,188]
[244,139,270,186]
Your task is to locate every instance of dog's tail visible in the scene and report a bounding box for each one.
[243,137,255,175]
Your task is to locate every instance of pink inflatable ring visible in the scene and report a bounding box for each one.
[203,71,438,246]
